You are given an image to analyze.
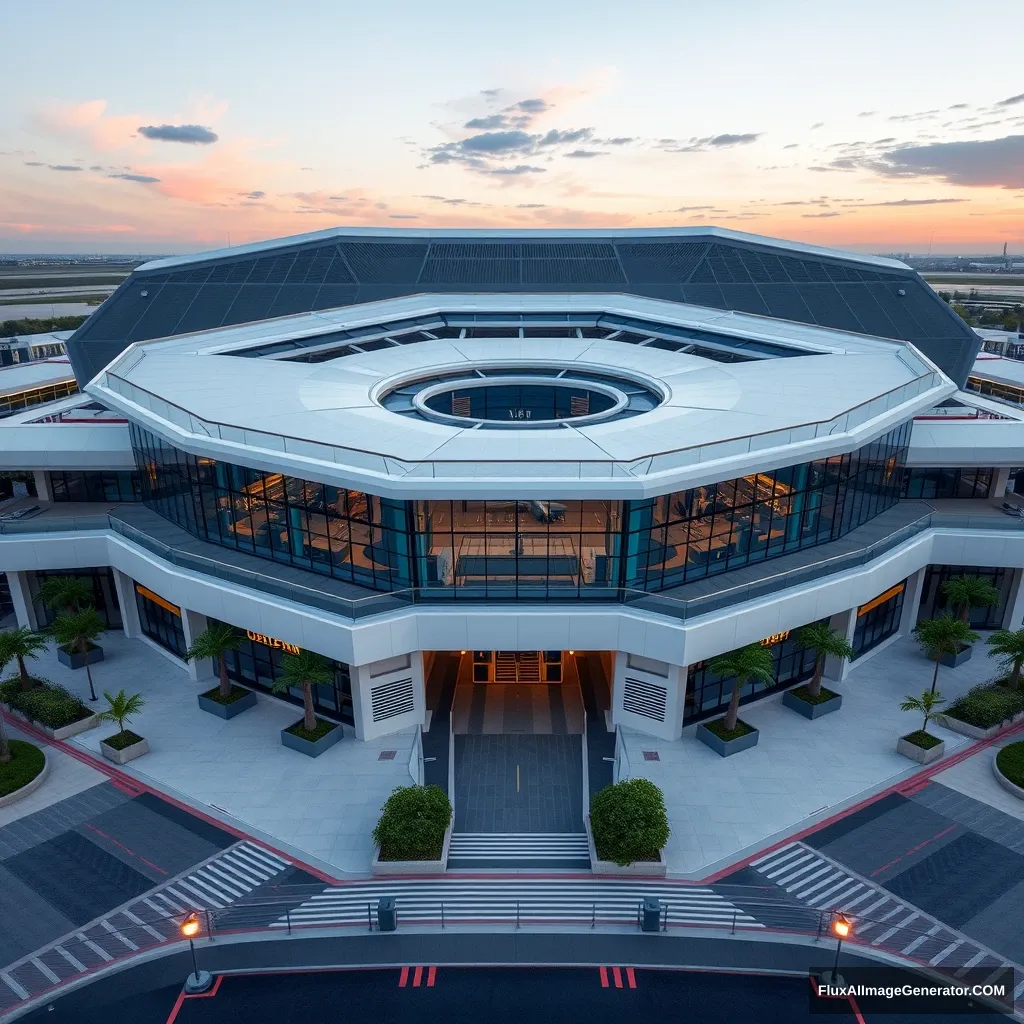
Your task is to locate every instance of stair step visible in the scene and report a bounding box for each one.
[449,832,590,863]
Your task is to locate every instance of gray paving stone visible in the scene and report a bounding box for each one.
[912,783,1024,854]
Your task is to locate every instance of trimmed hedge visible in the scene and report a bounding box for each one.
[285,718,338,742]
[590,777,670,866]
[997,741,1024,788]
[102,730,143,751]
[789,684,839,706]
[200,684,252,706]
[373,784,452,861]
[1,676,92,730]
[945,683,1024,729]
[703,718,756,741]
[0,740,45,797]
[902,730,942,750]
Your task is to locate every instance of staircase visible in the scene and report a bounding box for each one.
[517,652,541,682]
[448,832,591,869]
[493,651,542,683]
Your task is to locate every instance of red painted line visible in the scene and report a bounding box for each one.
[427,966,436,988]
[625,967,636,989]
[599,966,609,988]
[413,966,423,988]
[612,966,623,989]
[848,993,867,1024]
[164,989,186,1024]
[82,821,170,876]
[869,858,902,878]
[905,823,957,856]
[399,967,409,988]
[182,975,223,1000]
[140,857,169,876]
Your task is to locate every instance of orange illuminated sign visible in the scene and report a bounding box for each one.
[760,630,791,647]
[246,630,300,655]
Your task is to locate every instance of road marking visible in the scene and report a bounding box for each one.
[99,919,138,952]
[839,889,875,912]
[751,842,798,868]
[163,886,195,909]
[599,966,608,988]
[399,967,409,988]
[178,879,225,908]
[76,932,112,962]
[901,925,941,955]
[1,973,28,1000]
[818,884,865,911]
[770,855,817,883]
[955,951,987,977]
[54,945,85,972]
[142,897,173,918]
[120,909,166,942]
[794,871,843,899]
[30,958,60,985]
[427,966,436,987]
[516,764,520,793]
[785,864,833,891]
[929,940,964,966]
[808,878,859,907]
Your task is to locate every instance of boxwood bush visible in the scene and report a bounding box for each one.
[4,678,91,729]
[945,683,1024,729]
[373,784,452,861]
[589,777,670,866]
[0,740,46,797]
[996,741,1024,788]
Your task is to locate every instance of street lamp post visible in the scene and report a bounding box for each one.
[180,912,213,994]
[822,913,852,987]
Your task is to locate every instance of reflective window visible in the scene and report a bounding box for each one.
[135,584,187,658]
[31,568,123,630]
[918,565,1010,629]
[0,379,79,419]
[852,581,906,659]
[901,467,993,500]
[49,470,142,503]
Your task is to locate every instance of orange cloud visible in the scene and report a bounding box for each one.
[33,99,142,152]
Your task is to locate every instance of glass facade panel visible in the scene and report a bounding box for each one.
[131,421,910,598]
[211,620,353,725]
[31,568,123,629]
[683,625,823,724]
[49,470,142,503]
[0,379,79,419]
[900,467,993,500]
[135,585,187,658]
[852,581,906,659]
[917,565,1011,629]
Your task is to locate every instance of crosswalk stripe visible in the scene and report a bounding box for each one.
[186,874,234,904]
[1,972,29,1000]
[54,946,85,973]
[901,926,940,955]
[817,883,864,911]
[808,877,859,907]
[237,843,288,871]
[794,871,843,899]
[209,858,260,888]
[30,958,59,985]
[99,920,138,952]
[76,933,112,963]
[783,864,832,892]
[1013,977,1024,1000]
[838,889,875,912]
[768,854,816,882]
[120,909,166,942]
[928,939,963,966]
[175,881,222,909]
[142,897,174,918]
[195,868,245,899]
[750,842,798,868]
[224,849,275,879]
[162,886,195,909]
[205,863,254,892]
[955,951,988,976]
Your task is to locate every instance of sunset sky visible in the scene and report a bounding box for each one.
[2,0,1023,255]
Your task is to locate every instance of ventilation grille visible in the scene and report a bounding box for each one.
[622,676,668,722]
[370,678,415,722]
[452,395,472,417]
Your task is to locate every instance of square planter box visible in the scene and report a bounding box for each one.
[783,688,843,720]
[372,821,453,876]
[198,688,258,720]
[896,735,945,764]
[6,706,100,741]
[57,643,104,670]
[586,816,666,876]
[100,735,149,765]
[933,709,1024,741]
[939,644,972,669]
[696,720,759,757]
[281,719,343,757]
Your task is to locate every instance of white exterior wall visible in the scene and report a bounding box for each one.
[5,571,37,629]
[611,651,687,742]
[350,651,425,741]
[111,568,141,638]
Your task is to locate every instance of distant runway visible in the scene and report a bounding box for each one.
[0,302,97,320]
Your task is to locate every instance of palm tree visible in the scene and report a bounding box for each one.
[914,614,979,694]
[0,627,48,692]
[708,642,776,733]
[49,608,106,702]
[37,576,94,617]
[986,628,1024,690]
[900,689,946,736]
[795,622,855,699]
[185,623,241,700]
[272,650,332,733]
[940,575,1000,625]
[98,689,145,742]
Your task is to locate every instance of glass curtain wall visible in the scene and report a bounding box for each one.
[917,565,1012,628]
[901,467,993,500]
[49,470,141,503]
[134,585,187,658]
[31,568,122,629]
[132,421,910,599]
[626,423,909,591]
[852,581,906,659]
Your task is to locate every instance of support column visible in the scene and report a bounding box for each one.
[822,608,857,682]
[6,571,37,630]
[993,468,1013,501]
[111,570,141,639]
[351,651,425,741]
[898,567,928,636]
[180,608,214,681]
[1001,568,1024,630]
[611,651,687,741]
[32,470,51,503]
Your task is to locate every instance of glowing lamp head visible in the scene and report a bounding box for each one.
[180,912,201,939]
[568,650,575,655]
[832,914,851,939]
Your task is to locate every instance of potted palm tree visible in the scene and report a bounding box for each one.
[0,627,48,692]
[49,609,106,700]
[695,642,775,756]
[274,650,342,757]
[38,578,106,669]
[897,689,946,764]
[915,614,979,686]
[98,689,148,765]
[986,628,1024,691]
[186,623,256,719]
[941,575,1000,632]
[785,623,854,719]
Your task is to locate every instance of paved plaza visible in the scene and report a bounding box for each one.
[622,633,1012,877]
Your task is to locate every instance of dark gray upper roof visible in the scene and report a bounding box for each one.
[67,227,979,386]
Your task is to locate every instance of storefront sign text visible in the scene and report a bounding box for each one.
[760,630,791,647]
[246,630,300,655]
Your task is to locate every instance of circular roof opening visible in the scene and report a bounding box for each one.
[379,365,664,429]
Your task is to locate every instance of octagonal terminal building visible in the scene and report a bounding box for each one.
[8,225,1023,857]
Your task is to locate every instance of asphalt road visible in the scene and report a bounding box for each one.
[17,965,1013,1024]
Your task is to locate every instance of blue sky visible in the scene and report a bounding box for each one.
[2,0,1023,253]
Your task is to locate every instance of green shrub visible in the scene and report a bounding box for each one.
[102,730,143,751]
[945,683,1024,729]
[703,718,756,741]
[8,680,91,729]
[996,741,1024,788]
[589,777,670,866]
[902,730,942,750]
[0,740,46,797]
[373,784,452,861]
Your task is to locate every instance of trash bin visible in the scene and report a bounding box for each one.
[640,897,662,933]
[377,896,398,932]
